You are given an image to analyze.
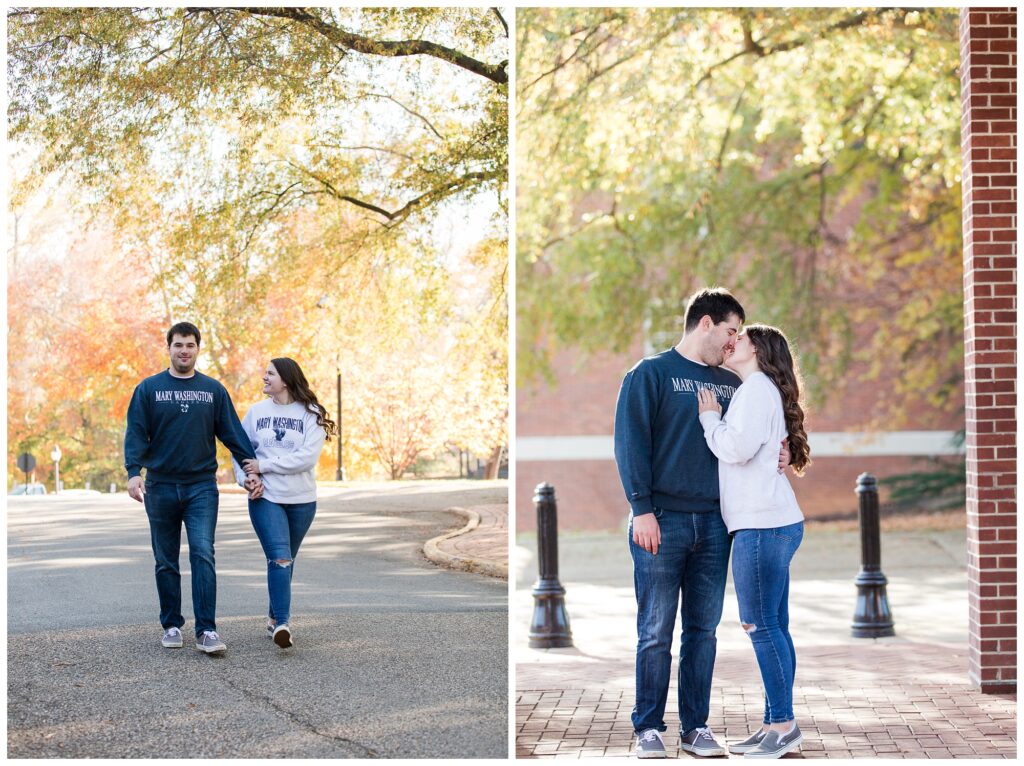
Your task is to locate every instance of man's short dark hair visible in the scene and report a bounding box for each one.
[166,322,201,347]
[683,288,745,333]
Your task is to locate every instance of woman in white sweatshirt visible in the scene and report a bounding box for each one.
[233,357,336,649]
[696,324,811,760]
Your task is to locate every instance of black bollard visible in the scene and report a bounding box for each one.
[851,473,895,637]
[529,483,573,648]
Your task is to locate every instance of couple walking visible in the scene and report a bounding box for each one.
[615,288,811,760]
[124,322,336,654]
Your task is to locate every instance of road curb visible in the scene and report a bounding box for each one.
[423,506,508,580]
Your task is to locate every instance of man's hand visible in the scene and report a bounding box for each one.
[777,439,791,474]
[244,475,264,500]
[632,512,661,555]
[697,388,721,416]
[127,476,146,503]
[242,458,261,475]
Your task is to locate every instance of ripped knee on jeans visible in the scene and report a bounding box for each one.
[270,558,293,568]
[741,622,757,634]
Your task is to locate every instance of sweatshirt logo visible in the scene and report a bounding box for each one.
[255,416,305,435]
[155,390,215,404]
[670,378,736,400]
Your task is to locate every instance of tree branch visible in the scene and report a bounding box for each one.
[288,161,500,225]
[692,8,920,91]
[364,92,446,139]
[491,7,508,37]
[196,6,508,84]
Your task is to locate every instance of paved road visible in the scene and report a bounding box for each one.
[8,481,508,758]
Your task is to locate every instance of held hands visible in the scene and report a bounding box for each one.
[777,439,791,474]
[632,512,662,555]
[242,458,261,475]
[127,476,146,503]
[244,474,265,500]
[696,388,721,416]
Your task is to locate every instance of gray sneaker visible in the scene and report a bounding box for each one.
[679,726,726,757]
[635,728,667,758]
[729,729,768,754]
[266,620,275,639]
[744,724,802,759]
[272,623,293,649]
[195,630,226,655]
[161,627,183,649]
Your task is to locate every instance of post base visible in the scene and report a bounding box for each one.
[529,591,573,649]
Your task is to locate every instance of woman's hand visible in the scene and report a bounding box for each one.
[243,475,264,499]
[697,388,721,415]
[242,458,261,475]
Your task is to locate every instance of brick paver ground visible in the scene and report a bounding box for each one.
[516,522,1016,759]
[517,642,1016,758]
[435,503,508,574]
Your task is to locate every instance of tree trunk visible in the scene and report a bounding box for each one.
[483,444,504,480]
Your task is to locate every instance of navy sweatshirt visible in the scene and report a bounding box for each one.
[124,369,256,483]
[613,348,741,517]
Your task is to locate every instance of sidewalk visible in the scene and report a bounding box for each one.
[515,522,1017,759]
[425,503,509,579]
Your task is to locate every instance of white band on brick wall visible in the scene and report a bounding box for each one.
[516,431,964,461]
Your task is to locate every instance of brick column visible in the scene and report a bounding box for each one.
[959,8,1017,694]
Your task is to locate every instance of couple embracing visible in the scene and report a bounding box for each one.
[615,288,812,760]
[124,322,336,654]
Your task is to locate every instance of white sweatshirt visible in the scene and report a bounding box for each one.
[698,371,804,533]
[232,399,326,504]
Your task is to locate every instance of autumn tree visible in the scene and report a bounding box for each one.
[517,8,962,424]
[8,7,509,485]
[7,194,166,487]
[9,7,508,395]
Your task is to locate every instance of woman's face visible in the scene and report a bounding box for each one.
[262,363,287,397]
[729,331,756,366]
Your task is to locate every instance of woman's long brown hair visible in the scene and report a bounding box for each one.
[744,325,811,475]
[271,357,339,442]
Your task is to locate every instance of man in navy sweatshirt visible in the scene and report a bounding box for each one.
[614,288,788,758]
[125,321,262,655]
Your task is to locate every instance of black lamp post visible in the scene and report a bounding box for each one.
[335,366,345,481]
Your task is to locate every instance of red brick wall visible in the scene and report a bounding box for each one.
[959,7,1017,694]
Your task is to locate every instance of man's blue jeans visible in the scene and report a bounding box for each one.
[248,498,317,626]
[628,508,731,735]
[732,522,803,724]
[143,480,220,637]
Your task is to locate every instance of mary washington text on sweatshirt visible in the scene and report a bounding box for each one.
[124,370,255,483]
[232,399,327,504]
[614,348,740,517]
[699,371,804,533]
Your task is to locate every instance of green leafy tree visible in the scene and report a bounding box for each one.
[9,7,506,226]
[517,8,962,424]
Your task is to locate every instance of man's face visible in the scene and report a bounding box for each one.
[702,313,742,367]
[167,334,199,374]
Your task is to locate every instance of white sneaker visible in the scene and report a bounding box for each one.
[161,627,183,649]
